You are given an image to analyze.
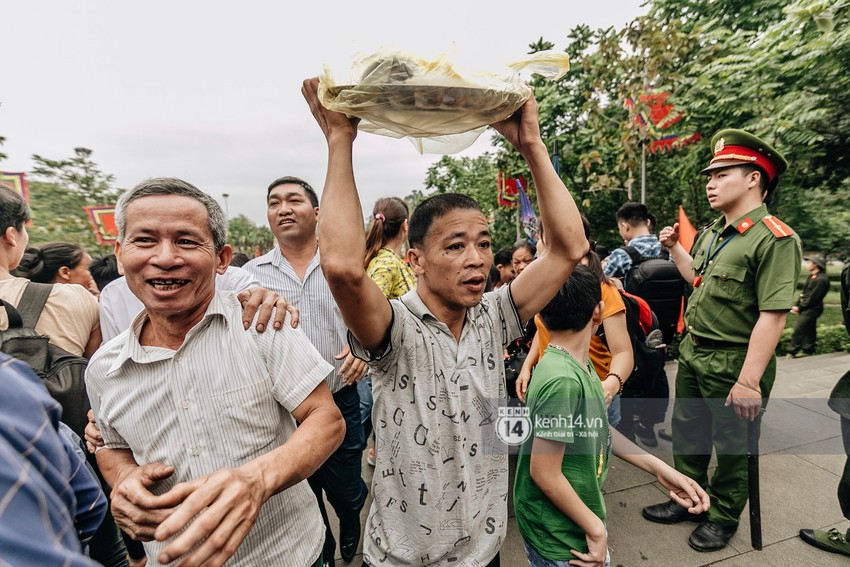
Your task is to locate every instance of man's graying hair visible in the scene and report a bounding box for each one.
[116,177,228,250]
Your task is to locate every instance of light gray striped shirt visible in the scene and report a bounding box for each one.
[86,291,331,567]
[244,245,348,393]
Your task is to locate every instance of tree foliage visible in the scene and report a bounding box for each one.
[227,214,274,255]
[411,154,521,250]
[27,148,122,253]
[410,0,850,259]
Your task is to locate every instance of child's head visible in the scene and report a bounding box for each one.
[539,264,602,332]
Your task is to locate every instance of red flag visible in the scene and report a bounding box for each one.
[84,205,118,245]
[676,205,698,334]
[677,205,697,253]
[624,93,701,154]
[0,172,28,202]
[497,171,520,207]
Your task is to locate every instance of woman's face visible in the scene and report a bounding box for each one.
[512,247,535,275]
[64,253,95,289]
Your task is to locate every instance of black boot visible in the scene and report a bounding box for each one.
[688,521,737,552]
[642,500,706,524]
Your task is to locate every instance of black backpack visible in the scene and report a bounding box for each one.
[0,282,91,438]
[597,289,666,399]
[622,246,685,345]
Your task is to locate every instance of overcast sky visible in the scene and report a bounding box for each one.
[1,0,644,226]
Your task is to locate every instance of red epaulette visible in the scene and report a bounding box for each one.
[761,215,795,238]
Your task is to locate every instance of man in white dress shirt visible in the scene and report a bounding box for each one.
[86,177,344,567]
[243,175,368,566]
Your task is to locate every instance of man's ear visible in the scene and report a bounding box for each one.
[113,241,125,276]
[2,227,15,246]
[216,244,233,275]
[407,246,425,276]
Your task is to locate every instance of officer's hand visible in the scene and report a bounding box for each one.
[725,383,762,421]
[659,223,680,249]
[790,306,800,315]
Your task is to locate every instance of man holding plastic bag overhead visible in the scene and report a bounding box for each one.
[301,71,591,565]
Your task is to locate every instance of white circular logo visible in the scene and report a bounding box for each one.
[495,406,532,446]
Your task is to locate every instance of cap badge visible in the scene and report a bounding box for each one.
[714,137,725,154]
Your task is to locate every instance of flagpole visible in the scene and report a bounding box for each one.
[516,207,521,241]
[640,142,647,204]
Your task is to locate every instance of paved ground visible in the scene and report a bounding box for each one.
[327,351,850,566]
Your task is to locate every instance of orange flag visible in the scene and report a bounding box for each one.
[677,205,697,253]
[676,205,698,334]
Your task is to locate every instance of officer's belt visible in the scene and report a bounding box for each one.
[689,334,747,349]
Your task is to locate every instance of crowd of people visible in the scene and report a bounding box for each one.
[1,77,846,567]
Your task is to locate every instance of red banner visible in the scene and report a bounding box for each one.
[0,171,28,202]
[624,93,701,154]
[84,205,118,245]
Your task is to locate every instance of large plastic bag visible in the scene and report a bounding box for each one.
[317,48,570,154]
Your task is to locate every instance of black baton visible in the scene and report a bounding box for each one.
[747,412,763,550]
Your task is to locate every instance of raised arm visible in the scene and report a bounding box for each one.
[301,77,393,354]
[659,223,695,285]
[493,97,588,323]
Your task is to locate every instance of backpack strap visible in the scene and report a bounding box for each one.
[623,245,643,265]
[0,299,25,329]
[623,244,670,263]
[17,282,53,329]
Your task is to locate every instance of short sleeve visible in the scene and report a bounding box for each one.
[600,283,626,319]
[218,266,260,292]
[756,235,802,311]
[348,299,399,371]
[37,284,99,356]
[497,284,524,347]
[530,373,581,444]
[98,284,122,344]
[602,248,630,279]
[86,372,130,451]
[254,311,334,413]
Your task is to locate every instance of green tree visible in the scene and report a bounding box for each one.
[410,0,850,258]
[27,148,122,253]
[411,154,521,251]
[227,214,274,255]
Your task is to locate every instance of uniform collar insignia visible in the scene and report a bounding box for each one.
[736,218,755,234]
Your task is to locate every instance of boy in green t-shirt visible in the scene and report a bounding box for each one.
[514,265,710,566]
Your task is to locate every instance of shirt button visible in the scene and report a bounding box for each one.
[708,260,714,265]
[175,355,182,363]
[181,400,190,409]
[718,237,724,242]
[191,446,201,456]
[688,325,694,331]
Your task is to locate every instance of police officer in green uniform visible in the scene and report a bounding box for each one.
[641,129,802,551]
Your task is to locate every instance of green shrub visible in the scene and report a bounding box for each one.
[666,324,849,361]
[777,324,850,356]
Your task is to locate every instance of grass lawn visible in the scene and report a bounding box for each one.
[785,305,844,330]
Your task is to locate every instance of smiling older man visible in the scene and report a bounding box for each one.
[86,177,344,567]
